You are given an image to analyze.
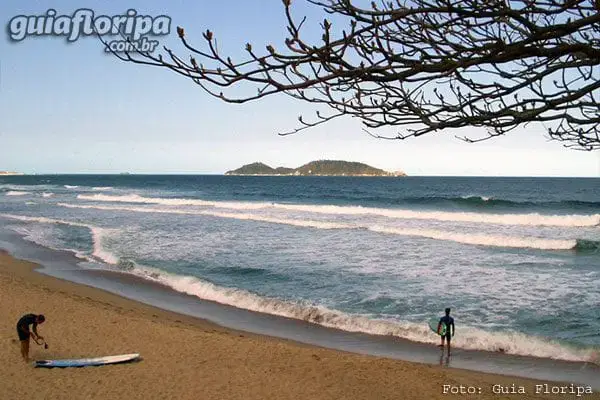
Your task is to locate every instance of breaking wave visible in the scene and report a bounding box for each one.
[574,239,600,252]
[109,261,600,363]
[408,195,600,210]
[0,213,89,228]
[1,212,597,363]
[76,194,600,227]
[0,213,117,264]
[57,203,586,251]
[461,195,492,202]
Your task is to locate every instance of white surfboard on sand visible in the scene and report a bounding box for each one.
[33,353,140,368]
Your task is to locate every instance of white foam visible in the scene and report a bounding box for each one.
[56,203,578,250]
[0,213,121,266]
[123,264,596,362]
[8,225,55,249]
[78,193,214,206]
[92,187,113,191]
[462,195,492,201]
[0,212,594,362]
[64,185,79,189]
[7,224,89,262]
[42,193,54,198]
[6,191,29,196]
[0,213,89,228]
[76,193,600,227]
[368,225,575,250]
[90,227,119,265]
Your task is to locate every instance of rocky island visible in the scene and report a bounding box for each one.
[225,160,406,177]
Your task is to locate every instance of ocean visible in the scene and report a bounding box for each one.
[1,175,599,364]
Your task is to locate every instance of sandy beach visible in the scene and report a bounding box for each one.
[1,250,597,400]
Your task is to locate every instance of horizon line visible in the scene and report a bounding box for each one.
[2,173,598,178]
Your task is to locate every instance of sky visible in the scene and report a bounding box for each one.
[1,0,599,177]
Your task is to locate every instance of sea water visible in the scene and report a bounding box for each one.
[0,175,598,362]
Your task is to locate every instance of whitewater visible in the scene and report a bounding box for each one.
[0,212,597,363]
[0,175,599,365]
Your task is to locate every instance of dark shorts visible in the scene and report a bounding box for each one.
[16,325,29,341]
[444,332,452,341]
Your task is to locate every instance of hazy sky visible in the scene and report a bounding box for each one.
[1,0,599,176]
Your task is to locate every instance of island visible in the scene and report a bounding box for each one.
[225,160,406,177]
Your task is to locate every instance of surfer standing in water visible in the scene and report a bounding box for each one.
[438,308,455,354]
[16,313,45,362]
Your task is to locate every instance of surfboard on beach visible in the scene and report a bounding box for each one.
[33,353,140,368]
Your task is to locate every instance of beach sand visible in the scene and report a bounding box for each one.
[1,250,597,400]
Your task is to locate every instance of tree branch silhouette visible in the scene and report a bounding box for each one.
[107,0,600,150]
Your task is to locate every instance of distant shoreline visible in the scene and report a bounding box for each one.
[0,172,24,176]
[1,173,598,178]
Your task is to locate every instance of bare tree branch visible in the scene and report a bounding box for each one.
[108,0,600,150]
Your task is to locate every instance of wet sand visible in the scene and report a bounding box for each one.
[1,250,597,399]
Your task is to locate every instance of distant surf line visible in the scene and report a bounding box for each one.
[54,203,591,251]
[76,194,600,227]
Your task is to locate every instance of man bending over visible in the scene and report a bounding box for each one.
[16,313,45,362]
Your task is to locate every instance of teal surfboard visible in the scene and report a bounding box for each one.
[428,318,447,336]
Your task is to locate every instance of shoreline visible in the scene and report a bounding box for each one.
[1,227,597,374]
[0,218,599,384]
[1,246,599,399]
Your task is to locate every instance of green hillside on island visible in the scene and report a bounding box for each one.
[225,160,406,176]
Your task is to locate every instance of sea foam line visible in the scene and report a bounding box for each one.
[7,224,94,263]
[0,212,595,362]
[0,213,117,265]
[120,263,598,363]
[57,203,579,250]
[0,213,90,228]
[6,191,30,196]
[76,194,600,227]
